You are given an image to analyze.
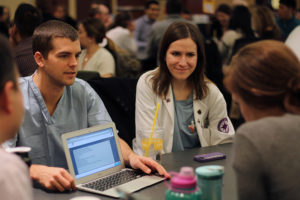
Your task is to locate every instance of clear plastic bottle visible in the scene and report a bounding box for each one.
[165,167,202,200]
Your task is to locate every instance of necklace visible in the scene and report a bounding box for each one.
[83,55,90,62]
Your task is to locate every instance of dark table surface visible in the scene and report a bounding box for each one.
[33,143,237,200]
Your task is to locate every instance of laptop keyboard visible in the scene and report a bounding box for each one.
[83,170,145,191]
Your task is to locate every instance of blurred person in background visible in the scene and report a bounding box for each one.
[213,4,232,40]
[134,0,160,61]
[53,3,77,28]
[251,6,281,40]
[78,18,115,78]
[107,12,137,55]
[0,5,10,37]
[218,5,255,64]
[285,25,300,60]
[90,1,112,29]
[276,0,300,40]
[10,3,41,77]
[181,8,192,21]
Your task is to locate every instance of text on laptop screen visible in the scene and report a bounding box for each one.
[67,127,121,179]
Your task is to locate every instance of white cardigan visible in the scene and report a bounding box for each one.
[134,70,235,154]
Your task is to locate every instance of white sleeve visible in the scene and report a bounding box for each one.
[0,153,33,200]
[134,72,157,155]
[97,49,116,76]
[205,83,235,145]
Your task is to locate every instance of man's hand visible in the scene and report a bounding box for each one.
[119,138,170,178]
[30,164,76,192]
[128,153,170,178]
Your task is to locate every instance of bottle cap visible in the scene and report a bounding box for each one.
[171,167,197,189]
[195,165,224,179]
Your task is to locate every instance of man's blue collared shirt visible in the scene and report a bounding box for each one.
[9,76,112,169]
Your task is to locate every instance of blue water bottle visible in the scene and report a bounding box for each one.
[165,166,202,200]
[195,165,224,200]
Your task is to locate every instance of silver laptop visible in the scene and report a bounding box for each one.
[61,122,164,198]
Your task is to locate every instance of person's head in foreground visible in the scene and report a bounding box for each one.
[0,34,33,200]
[224,40,300,200]
[224,40,300,121]
[0,34,24,143]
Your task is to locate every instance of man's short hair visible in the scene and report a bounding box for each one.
[32,20,78,58]
[89,7,101,18]
[14,3,41,38]
[145,0,159,9]
[95,1,111,13]
[280,0,297,9]
[166,0,182,14]
[0,34,17,91]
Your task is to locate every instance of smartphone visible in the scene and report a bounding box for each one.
[193,152,226,162]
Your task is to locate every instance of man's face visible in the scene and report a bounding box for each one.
[40,38,81,87]
[7,69,24,140]
[278,4,293,20]
[98,4,111,27]
[0,7,9,22]
[216,11,230,28]
[53,6,66,19]
[146,4,160,21]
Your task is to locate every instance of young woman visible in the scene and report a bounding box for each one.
[251,6,281,40]
[212,4,232,41]
[224,40,300,200]
[134,21,234,154]
[219,5,255,64]
[78,18,115,78]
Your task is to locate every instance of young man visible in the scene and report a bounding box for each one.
[276,0,300,40]
[0,35,33,199]
[90,1,112,28]
[134,0,160,61]
[7,20,168,192]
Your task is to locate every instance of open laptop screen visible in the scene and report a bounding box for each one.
[66,127,121,179]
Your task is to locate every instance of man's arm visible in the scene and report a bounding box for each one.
[119,138,170,178]
[30,164,76,192]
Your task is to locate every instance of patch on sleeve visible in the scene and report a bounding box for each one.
[217,118,229,133]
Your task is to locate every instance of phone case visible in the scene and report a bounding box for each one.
[193,152,226,162]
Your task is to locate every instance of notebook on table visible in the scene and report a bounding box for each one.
[61,122,164,198]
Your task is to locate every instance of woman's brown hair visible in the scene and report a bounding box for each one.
[224,40,300,114]
[151,21,208,99]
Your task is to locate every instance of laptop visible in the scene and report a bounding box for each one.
[61,122,164,198]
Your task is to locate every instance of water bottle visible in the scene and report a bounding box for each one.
[165,166,202,200]
[195,165,224,200]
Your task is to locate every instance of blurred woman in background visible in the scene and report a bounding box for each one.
[213,4,232,40]
[219,5,255,64]
[78,18,115,78]
[251,6,281,40]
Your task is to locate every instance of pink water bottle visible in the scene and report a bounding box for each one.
[165,167,202,200]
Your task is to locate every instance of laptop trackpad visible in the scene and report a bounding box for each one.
[117,175,164,193]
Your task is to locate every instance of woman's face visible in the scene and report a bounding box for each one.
[78,24,89,48]
[216,11,230,29]
[165,38,198,82]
